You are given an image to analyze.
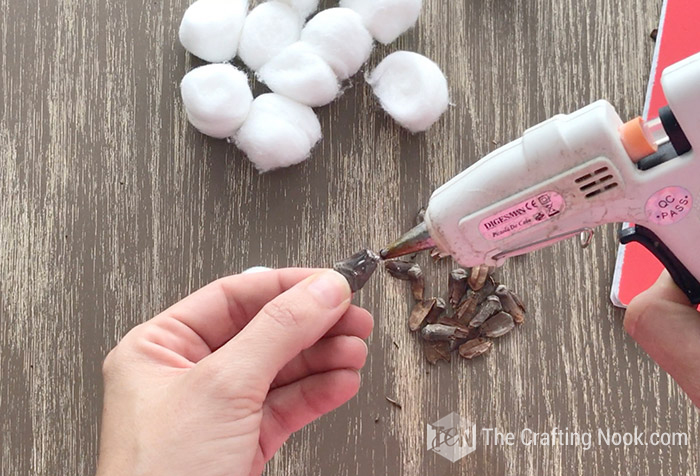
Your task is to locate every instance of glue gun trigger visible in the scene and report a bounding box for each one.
[619,225,700,305]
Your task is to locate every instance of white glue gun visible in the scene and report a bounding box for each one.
[381,51,700,304]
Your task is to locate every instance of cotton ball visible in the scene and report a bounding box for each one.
[278,0,319,19]
[242,266,273,274]
[181,64,253,139]
[179,0,249,62]
[367,51,449,133]
[238,2,302,71]
[257,42,340,107]
[300,8,373,80]
[339,0,422,44]
[235,93,322,172]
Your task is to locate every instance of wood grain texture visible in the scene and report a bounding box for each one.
[1,0,697,475]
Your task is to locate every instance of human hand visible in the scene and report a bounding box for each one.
[96,268,373,476]
[624,270,700,407]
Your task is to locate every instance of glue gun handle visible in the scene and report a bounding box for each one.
[619,225,700,305]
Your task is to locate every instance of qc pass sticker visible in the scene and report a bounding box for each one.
[479,191,565,241]
[645,186,692,225]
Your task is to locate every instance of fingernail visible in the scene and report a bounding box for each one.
[308,270,351,309]
[623,313,638,338]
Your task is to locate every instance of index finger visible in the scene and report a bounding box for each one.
[157,268,321,351]
[624,270,700,406]
[652,270,694,306]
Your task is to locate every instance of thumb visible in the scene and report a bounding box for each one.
[207,270,353,391]
[624,270,700,407]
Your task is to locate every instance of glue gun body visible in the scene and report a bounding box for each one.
[423,52,700,303]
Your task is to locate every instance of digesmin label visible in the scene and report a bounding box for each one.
[479,192,565,241]
[645,186,692,225]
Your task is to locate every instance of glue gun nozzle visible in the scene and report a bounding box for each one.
[380,222,436,260]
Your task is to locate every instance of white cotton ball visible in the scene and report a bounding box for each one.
[180,64,253,139]
[257,42,340,107]
[339,0,422,44]
[278,0,319,19]
[179,0,248,62]
[300,8,373,80]
[238,2,303,71]
[242,266,273,274]
[367,51,449,133]
[235,93,322,172]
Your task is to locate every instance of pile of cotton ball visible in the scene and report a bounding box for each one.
[178,0,449,172]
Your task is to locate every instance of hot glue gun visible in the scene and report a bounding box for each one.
[382,51,700,304]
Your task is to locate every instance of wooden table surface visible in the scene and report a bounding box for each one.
[2,0,697,474]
